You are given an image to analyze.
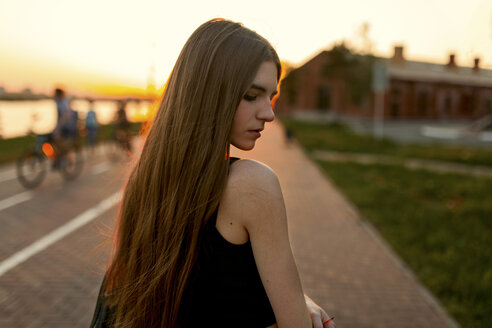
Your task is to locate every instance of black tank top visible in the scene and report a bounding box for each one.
[178,158,276,327]
[91,158,276,328]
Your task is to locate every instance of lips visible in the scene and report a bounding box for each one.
[248,129,262,138]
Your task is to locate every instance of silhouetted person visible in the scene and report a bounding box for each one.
[114,101,131,152]
[52,88,77,168]
[53,88,71,138]
[85,100,98,152]
[285,126,295,145]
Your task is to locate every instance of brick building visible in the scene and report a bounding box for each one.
[276,46,492,120]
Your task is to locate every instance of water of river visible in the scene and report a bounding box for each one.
[0,99,153,139]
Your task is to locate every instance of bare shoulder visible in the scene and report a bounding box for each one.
[220,159,284,230]
[222,159,311,327]
[227,159,281,198]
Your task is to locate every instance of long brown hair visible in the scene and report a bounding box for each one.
[105,18,280,327]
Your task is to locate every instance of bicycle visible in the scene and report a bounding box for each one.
[106,127,133,162]
[16,133,84,189]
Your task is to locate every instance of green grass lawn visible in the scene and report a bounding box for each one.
[282,119,492,167]
[0,135,36,164]
[316,161,492,328]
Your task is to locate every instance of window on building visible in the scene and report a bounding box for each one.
[485,98,492,114]
[390,88,400,118]
[417,91,428,117]
[444,94,452,115]
[471,91,478,113]
[317,86,331,111]
[459,94,473,116]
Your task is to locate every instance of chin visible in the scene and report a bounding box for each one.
[232,142,256,151]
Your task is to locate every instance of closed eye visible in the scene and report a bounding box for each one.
[247,84,278,102]
[243,94,257,102]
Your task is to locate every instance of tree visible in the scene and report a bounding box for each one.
[354,22,374,55]
[280,61,299,105]
[321,42,375,106]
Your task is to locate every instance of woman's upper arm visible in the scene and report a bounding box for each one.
[222,160,311,328]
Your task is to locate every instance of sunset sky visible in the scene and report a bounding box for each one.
[1,0,491,97]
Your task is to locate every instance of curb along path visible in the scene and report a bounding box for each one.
[313,149,492,178]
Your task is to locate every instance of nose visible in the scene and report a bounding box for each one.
[257,98,275,122]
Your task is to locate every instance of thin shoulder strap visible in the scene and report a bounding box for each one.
[229,157,240,165]
[228,157,240,174]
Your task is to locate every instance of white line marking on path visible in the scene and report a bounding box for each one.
[0,169,16,183]
[90,161,112,175]
[0,191,33,212]
[0,191,121,277]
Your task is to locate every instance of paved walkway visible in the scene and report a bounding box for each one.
[232,121,459,328]
[313,149,492,178]
[0,145,128,327]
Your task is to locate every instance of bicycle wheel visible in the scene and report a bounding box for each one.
[17,150,47,189]
[60,148,84,181]
[106,138,131,162]
[105,139,122,162]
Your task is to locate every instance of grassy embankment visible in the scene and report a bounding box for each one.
[0,122,143,164]
[282,119,492,328]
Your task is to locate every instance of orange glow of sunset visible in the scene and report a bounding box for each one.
[1,0,491,98]
[91,85,158,100]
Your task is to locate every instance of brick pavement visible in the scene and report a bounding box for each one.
[0,150,124,328]
[0,208,116,328]
[232,121,459,328]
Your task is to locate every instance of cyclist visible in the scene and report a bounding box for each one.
[52,88,78,168]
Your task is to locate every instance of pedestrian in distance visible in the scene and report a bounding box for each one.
[114,100,132,153]
[115,101,129,132]
[285,125,295,146]
[85,100,98,153]
[90,18,336,328]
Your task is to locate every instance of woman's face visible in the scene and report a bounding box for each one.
[230,61,278,151]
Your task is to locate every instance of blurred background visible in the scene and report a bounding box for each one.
[1,1,491,327]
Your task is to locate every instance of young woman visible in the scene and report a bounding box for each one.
[91,18,335,328]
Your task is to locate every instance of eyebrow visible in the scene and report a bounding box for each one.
[250,84,278,96]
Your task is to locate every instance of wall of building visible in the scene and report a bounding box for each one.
[277,49,492,121]
[383,80,492,119]
[276,52,346,116]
